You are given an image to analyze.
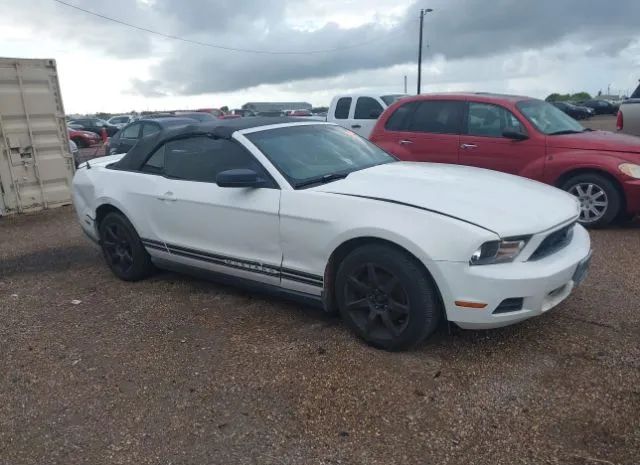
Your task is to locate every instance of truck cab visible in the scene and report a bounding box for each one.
[327,94,406,138]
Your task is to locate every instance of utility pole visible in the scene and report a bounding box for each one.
[417,8,433,95]
[404,75,407,94]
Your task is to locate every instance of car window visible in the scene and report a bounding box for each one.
[407,101,464,134]
[334,97,352,119]
[163,137,265,184]
[122,123,141,139]
[466,102,525,137]
[631,84,640,99]
[141,146,165,174]
[384,102,419,131]
[354,97,384,119]
[142,123,161,137]
[517,99,584,135]
[245,124,395,188]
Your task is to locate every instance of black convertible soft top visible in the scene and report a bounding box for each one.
[111,117,313,171]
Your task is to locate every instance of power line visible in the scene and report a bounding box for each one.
[52,0,413,55]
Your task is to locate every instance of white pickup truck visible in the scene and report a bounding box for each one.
[617,83,640,137]
[327,93,406,138]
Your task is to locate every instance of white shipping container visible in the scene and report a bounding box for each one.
[0,57,74,215]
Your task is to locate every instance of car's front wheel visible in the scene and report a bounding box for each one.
[336,244,442,351]
[99,212,154,281]
[562,173,621,228]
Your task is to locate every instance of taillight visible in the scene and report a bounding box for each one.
[616,110,623,130]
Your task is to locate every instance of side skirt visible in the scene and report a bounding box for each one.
[151,257,324,309]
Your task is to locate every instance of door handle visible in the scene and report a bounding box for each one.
[399,139,413,145]
[351,124,362,129]
[460,143,478,149]
[156,191,177,202]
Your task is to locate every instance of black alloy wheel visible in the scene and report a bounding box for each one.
[336,244,441,351]
[99,212,154,281]
[343,263,411,340]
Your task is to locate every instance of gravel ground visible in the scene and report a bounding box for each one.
[1,205,639,465]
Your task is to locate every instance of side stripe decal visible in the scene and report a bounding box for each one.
[141,238,323,287]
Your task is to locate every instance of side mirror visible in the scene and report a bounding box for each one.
[502,129,529,141]
[370,109,382,118]
[216,169,266,188]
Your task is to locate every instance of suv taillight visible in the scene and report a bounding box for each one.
[616,110,623,130]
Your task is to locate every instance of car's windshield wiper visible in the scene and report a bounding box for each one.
[295,172,350,189]
[547,129,586,135]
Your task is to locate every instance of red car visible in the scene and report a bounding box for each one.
[68,127,101,148]
[370,93,640,227]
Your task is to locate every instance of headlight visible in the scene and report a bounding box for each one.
[619,163,640,179]
[470,237,530,265]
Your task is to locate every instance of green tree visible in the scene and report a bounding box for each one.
[571,92,591,101]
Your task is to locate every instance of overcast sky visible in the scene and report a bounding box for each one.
[1,0,639,113]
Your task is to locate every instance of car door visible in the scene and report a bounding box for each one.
[458,101,545,178]
[142,136,282,286]
[117,122,142,153]
[349,97,385,138]
[376,100,464,164]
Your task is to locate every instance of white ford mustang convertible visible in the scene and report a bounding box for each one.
[73,118,591,350]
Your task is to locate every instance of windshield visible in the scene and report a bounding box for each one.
[381,94,407,106]
[245,124,395,188]
[517,99,585,135]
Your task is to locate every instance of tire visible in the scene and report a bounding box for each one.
[335,244,441,351]
[561,173,621,228]
[98,212,154,281]
[72,137,88,149]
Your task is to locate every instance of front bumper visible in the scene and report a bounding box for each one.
[434,224,592,330]
[622,179,640,215]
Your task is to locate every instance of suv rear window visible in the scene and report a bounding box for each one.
[385,102,418,131]
[384,100,463,134]
[334,97,352,119]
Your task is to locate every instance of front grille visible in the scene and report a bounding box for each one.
[529,223,575,261]
[493,298,524,314]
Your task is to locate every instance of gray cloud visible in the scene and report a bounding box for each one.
[5,0,640,95]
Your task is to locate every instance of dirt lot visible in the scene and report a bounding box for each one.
[1,208,639,465]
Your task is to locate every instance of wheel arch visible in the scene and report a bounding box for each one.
[554,167,626,211]
[322,236,446,319]
[95,203,128,231]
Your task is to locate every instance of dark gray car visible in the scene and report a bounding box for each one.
[107,117,198,155]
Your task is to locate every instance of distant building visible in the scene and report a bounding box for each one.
[242,102,312,112]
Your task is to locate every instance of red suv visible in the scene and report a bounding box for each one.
[370,93,640,227]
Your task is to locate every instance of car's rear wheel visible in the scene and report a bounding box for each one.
[336,244,441,351]
[562,173,621,228]
[99,212,154,281]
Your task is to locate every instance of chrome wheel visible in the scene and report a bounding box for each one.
[569,182,608,223]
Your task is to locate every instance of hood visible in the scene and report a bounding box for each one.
[314,162,579,237]
[547,130,640,155]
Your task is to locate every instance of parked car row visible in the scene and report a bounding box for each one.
[550,101,594,120]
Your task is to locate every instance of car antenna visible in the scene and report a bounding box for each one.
[86,160,91,169]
